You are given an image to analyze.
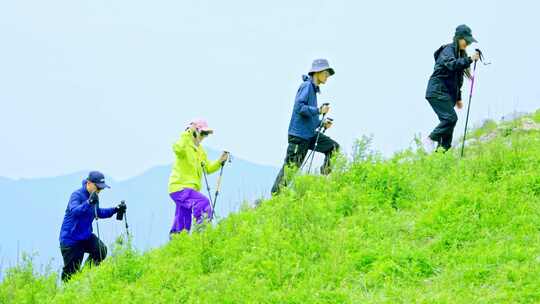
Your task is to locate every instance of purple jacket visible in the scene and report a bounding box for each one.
[59,180,116,246]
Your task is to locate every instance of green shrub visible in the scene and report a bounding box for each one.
[533,109,540,123]
[0,254,57,303]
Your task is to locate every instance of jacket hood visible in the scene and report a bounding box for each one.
[302,75,320,93]
[80,179,90,197]
[434,43,455,60]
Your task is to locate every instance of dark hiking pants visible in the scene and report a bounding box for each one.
[428,96,458,151]
[60,233,107,281]
[271,133,339,194]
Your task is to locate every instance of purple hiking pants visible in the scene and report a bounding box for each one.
[170,188,213,234]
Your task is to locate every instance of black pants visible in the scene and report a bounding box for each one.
[271,133,339,194]
[60,234,107,281]
[428,96,458,150]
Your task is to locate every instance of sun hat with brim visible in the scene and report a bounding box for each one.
[308,58,335,76]
[87,171,111,190]
[455,24,478,44]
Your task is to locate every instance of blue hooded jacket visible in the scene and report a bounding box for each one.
[59,180,116,247]
[287,75,322,140]
[425,43,473,103]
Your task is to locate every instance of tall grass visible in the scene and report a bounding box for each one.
[2,114,540,303]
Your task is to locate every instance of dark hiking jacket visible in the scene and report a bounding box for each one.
[426,43,472,103]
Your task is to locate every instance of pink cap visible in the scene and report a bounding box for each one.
[190,119,213,133]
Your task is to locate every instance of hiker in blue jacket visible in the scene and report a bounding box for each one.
[424,25,480,152]
[271,59,339,194]
[59,171,126,281]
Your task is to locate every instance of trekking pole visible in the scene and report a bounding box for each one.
[116,200,130,238]
[94,204,101,240]
[304,117,333,174]
[461,49,488,157]
[300,114,326,173]
[93,202,103,263]
[307,122,327,174]
[201,162,214,209]
[460,60,476,157]
[123,210,130,238]
[212,152,231,211]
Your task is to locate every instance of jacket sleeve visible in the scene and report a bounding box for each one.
[97,207,117,219]
[173,130,193,157]
[294,83,319,117]
[440,47,473,72]
[67,193,92,216]
[203,151,222,174]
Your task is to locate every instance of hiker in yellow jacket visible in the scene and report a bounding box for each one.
[168,119,229,234]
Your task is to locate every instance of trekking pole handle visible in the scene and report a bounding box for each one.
[319,103,330,115]
[321,117,333,133]
[215,160,226,194]
[474,48,491,65]
[319,113,327,128]
[216,175,223,193]
[222,151,232,164]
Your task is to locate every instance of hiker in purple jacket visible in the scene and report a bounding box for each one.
[58,171,126,281]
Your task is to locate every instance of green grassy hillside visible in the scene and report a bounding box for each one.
[2,111,540,303]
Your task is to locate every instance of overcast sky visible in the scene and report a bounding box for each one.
[1,0,539,180]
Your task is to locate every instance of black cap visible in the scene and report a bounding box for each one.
[87,171,110,190]
[455,24,478,44]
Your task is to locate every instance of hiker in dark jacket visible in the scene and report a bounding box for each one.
[59,171,126,281]
[424,24,481,151]
[271,59,339,194]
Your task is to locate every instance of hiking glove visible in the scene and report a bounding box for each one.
[116,202,127,214]
[88,192,99,206]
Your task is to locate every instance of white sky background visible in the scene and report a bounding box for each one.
[0,0,539,180]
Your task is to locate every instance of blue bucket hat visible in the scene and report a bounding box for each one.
[87,171,110,190]
[455,24,478,44]
[308,59,335,76]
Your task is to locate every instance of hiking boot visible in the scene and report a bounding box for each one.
[320,166,332,175]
